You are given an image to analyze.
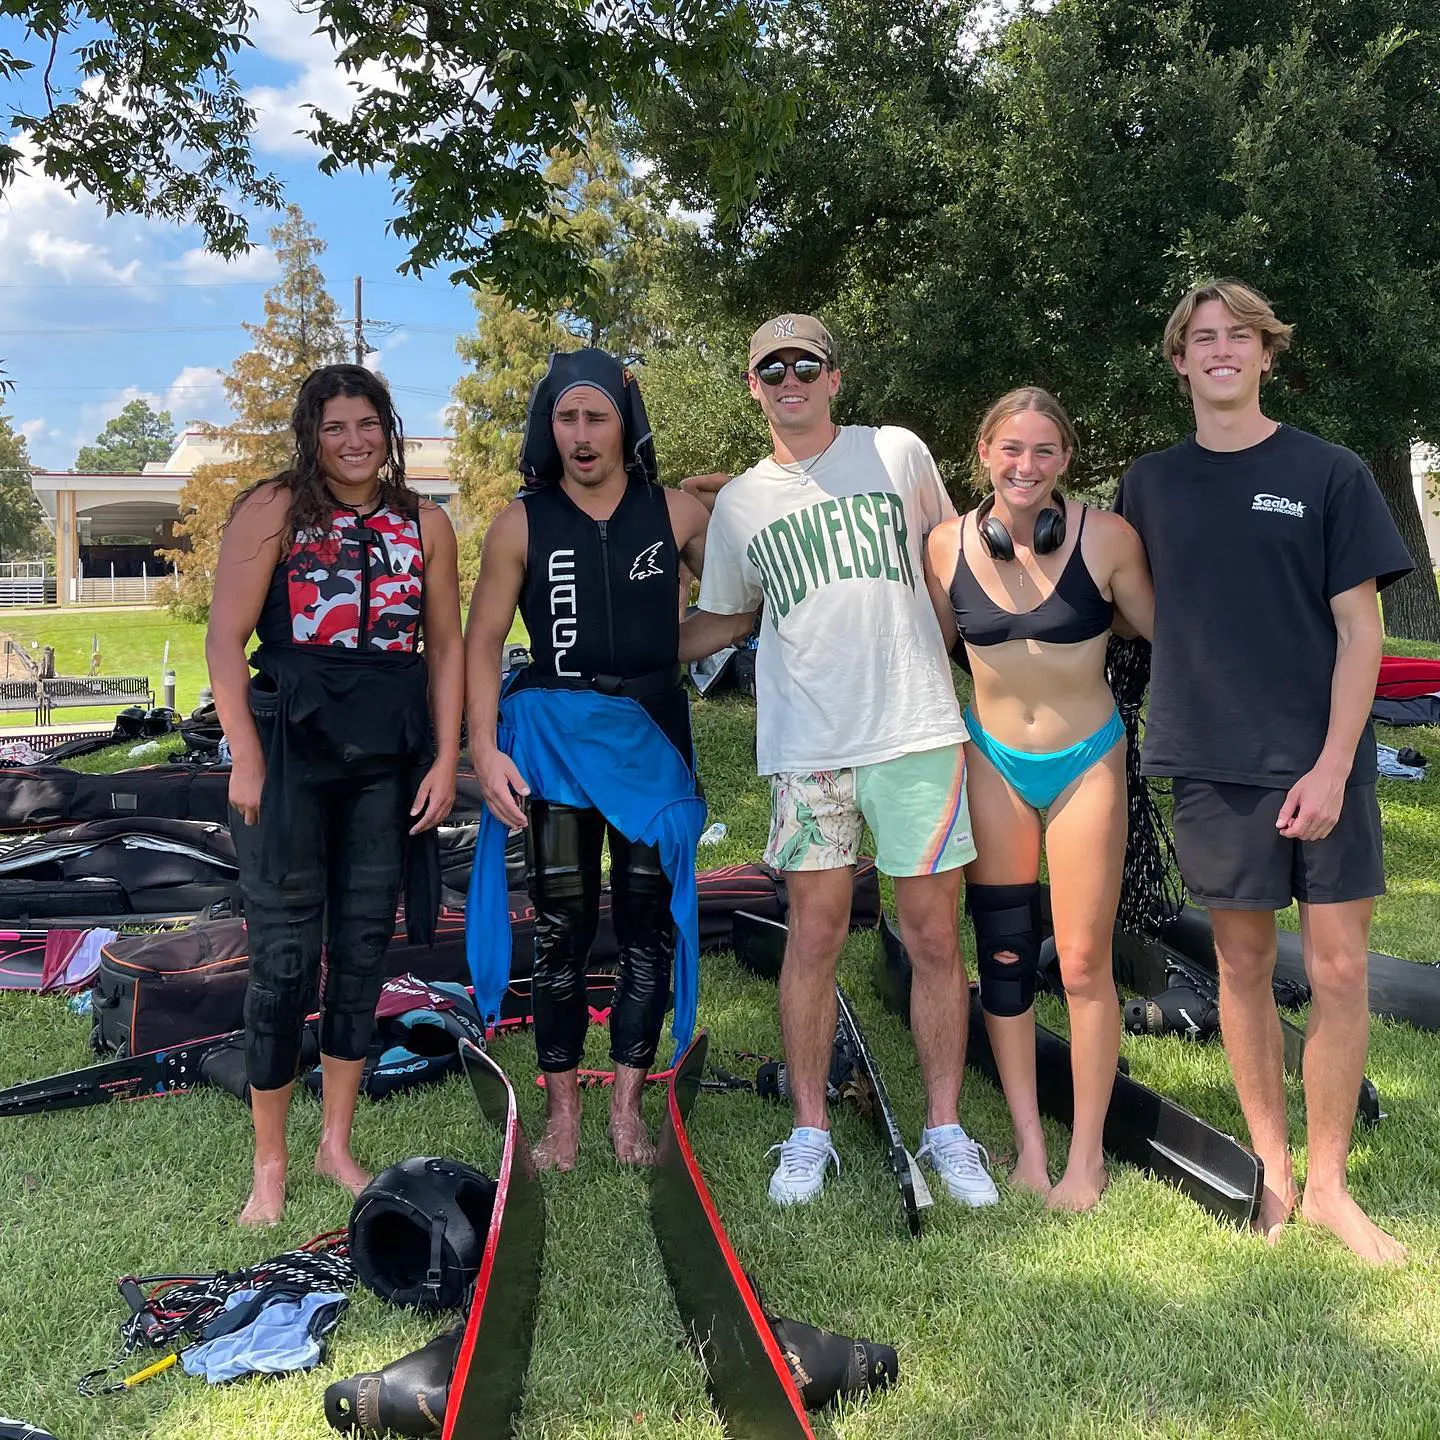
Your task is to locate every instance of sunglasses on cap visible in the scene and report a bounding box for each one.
[754,355,826,386]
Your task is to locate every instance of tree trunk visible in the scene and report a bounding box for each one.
[1368,448,1440,642]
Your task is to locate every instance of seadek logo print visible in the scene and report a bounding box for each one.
[629,542,664,581]
[1252,493,1306,518]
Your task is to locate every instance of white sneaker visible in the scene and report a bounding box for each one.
[766,1126,840,1205]
[917,1124,999,1207]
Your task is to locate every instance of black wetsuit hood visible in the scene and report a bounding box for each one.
[517,348,657,489]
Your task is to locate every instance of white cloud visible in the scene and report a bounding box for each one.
[244,0,408,157]
[0,139,157,287]
[77,365,231,443]
[19,417,59,448]
[25,229,143,284]
[170,244,279,282]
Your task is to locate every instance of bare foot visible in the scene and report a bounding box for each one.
[1047,1159,1108,1213]
[239,1158,286,1227]
[1253,1180,1299,1245]
[532,1112,581,1172]
[315,1146,373,1198]
[1008,1141,1052,1197]
[534,1069,582,1172]
[1301,1186,1407,1266]
[609,1108,656,1166]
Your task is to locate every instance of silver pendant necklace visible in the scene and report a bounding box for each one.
[775,423,840,478]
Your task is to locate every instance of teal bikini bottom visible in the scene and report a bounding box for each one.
[963,706,1125,811]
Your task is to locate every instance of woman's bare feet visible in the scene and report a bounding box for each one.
[534,1069,581,1172]
[1047,1156,1108,1212]
[609,1064,655,1166]
[1301,1185,1407,1265]
[1008,1139,1052,1197]
[239,1156,287,1227]
[315,1145,373,1198]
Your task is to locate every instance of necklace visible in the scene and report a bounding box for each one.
[773,423,840,478]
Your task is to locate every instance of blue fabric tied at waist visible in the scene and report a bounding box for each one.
[466,684,706,1065]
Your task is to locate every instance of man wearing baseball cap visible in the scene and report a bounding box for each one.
[682,314,997,1209]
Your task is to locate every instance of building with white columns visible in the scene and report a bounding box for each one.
[27,428,459,606]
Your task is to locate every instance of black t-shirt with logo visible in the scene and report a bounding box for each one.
[1115,424,1413,788]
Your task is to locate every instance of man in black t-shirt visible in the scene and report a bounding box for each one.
[1117,279,1413,1265]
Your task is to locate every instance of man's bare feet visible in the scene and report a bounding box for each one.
[1253,1179,1299,1245]
[1301,1185,1408,1266]
[609,1107,656,1166]
[239,1157,286,1227]
[534,1069,581,1172]
[1008,1141,1052,1197]
[1047,1156,1108,1212]
[315,1146,373,1198]
[608,1064,655,1166]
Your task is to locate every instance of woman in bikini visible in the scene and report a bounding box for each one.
[925,387,1154,1211]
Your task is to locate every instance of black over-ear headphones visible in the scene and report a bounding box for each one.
[976,492,1067,562]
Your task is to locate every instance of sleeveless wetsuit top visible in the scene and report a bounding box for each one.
[248,494,438,931]
[515,475,690,758]
[257,499,425,651]
[948,505,1112,647]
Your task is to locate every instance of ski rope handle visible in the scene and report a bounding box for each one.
[1105,635,1186,937]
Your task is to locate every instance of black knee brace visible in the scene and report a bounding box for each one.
[967,883,1043,1018]
[609,834,673,1070]
[528,802,602,1072]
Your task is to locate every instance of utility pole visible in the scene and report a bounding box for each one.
[353,275,365,365]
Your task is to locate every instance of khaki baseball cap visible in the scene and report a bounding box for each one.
[748,313,836,370]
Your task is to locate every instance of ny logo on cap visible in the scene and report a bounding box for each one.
[773,318,796,338]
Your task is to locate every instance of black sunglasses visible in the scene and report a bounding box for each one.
[754,355,826,386]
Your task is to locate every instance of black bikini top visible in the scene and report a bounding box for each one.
[948,505,1113,648]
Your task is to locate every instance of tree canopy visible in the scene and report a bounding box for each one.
[0,411,44,559]
[75,400,177,475]
[0,1,788,307]
[637,0,1440,636]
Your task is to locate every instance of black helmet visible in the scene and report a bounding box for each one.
[348,1157,496,1311]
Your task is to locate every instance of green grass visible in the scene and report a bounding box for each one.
[0,608,529,732]
[0,607,209,723]
[1,659,1438,1438]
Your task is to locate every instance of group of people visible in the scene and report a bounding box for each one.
[208,278,1411,1267]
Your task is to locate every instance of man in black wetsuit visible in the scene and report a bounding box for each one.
[465,349,710,1169]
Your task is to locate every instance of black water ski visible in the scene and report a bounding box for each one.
[876,916,1262,1226]
[733,910,933,1237]
[834,985,934,1237]
[651,1031,816,1440]
[1114,927,1382,1128]
[0,1033,231,1116]
[444,1040,544,1440]
[1165,904,1440,1034]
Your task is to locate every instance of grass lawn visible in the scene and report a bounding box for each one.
[0,651,1437,1439]
[0,607,529,731]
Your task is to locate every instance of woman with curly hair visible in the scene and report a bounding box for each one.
[206,364,463,1226]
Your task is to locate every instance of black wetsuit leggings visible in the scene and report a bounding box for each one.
[232,755,409,1091]
[528,800,674,1072]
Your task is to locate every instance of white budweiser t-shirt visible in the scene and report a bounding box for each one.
[698,425,966,774]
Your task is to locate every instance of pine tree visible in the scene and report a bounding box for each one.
[163,206,346,617]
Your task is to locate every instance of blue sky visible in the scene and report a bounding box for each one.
[0,1,481,471]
